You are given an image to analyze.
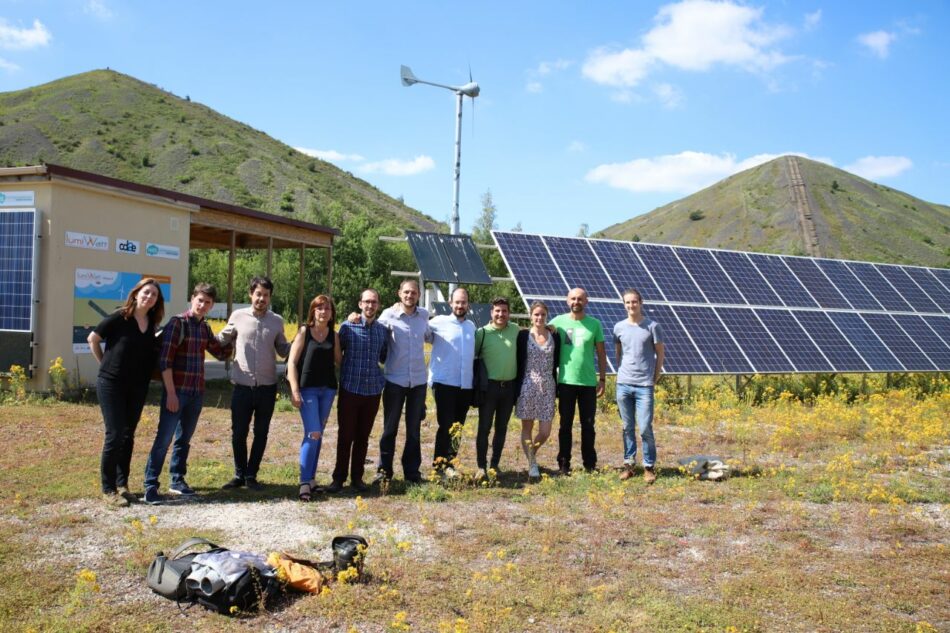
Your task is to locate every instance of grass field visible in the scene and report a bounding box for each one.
[0,377,947,632]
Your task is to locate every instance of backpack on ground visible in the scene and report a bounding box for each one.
[146,537,223,601]
[188,559,281,615]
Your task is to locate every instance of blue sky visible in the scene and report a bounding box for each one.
[1,1,948,237]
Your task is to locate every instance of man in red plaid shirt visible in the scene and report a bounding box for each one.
[143,283,232,504]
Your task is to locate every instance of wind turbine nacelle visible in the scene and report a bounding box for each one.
[457,82,480,98]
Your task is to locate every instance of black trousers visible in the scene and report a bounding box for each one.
[97,377,149,493]
[432,382,472,468]
[378,381,426,479]
[557,384,598,470]
[230,384,277,480]
[476,380,516,470]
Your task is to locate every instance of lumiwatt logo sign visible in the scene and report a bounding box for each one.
[65,231,109,251]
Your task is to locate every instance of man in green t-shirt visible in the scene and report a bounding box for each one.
[473,297,520,479]
[549,287,607,474]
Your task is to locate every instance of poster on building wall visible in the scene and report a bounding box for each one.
[72,269,172,354]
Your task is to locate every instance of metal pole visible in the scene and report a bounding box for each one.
[452,91,462,236]
[447,91,464,297]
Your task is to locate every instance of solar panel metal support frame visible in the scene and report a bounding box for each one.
[491,229,950,376]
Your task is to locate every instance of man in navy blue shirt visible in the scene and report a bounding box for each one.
[328,289,388,493]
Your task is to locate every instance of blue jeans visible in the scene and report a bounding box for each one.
[299,386,336,483]
[616,384,656,467]
[144,390,204,490]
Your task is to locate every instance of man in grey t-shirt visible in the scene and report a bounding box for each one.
[613,288,664,484]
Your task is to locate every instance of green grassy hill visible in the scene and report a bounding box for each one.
[597,156,950,267]
[0,69,442,231]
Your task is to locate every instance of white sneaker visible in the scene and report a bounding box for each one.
[474,468,486,481]
[528,464,540,478]
[444,466,459,479]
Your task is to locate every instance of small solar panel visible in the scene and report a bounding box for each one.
[747,254,819,308]
[792,311,868,371]
[405,232,492,285]
[633,243,706,303]
[715,307,794,373]
[754,309,833,372]
[589,241,664,302]
[827,312,903,371]
[892,315,950,370]
[441,235,492,285]
[543,237,617,300]
[711,250,784,306]
[861,313,937,371]
[815,259,883,311]
[406,232,456,283]
[493,232,568,297]
[430,302,494,328]
[901,267,950,313]
[676,247,746,305]
[875,264,940,313]
[673,305,752,373]
[643,304,710,373]
[0,210,37,332]
[784,257,852,309]
[844,262,914,312]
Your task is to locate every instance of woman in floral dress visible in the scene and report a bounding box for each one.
[515,301,561,479]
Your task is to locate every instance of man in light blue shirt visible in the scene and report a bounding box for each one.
[426,287,476,476]
[375,279,429,484]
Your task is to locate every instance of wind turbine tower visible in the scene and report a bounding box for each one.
[400,65,480,236]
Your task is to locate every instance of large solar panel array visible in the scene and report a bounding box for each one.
[0,209,38,332]
[492,231,950,375]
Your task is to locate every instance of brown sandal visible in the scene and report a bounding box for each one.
[298,482,312,502]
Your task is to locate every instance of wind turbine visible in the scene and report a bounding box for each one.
[400,64,480,236]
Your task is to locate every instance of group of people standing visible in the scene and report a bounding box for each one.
[89,275,663,507]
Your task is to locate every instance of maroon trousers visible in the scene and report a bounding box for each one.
[332,388,381,485]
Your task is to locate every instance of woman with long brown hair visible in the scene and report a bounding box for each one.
[87,277,165,507]
[286,294,341,501]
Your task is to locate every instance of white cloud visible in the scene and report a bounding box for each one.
[360,155,435,176]
[653,82,683,108]
[537,59,572,75]
[857,30,895,59]
[295,147,365,162]
[844,155,912,179]
[585,151,833,194]
[567,141,587,153]
[0,18,51,50]
[526,58,573,93]
[583,0,792,90]
[0,56,20,72]
[84,0,114,20]
[582,47,654,87]
[804,10,822,31]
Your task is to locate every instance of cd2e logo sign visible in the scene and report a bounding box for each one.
[116,239,140,255]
